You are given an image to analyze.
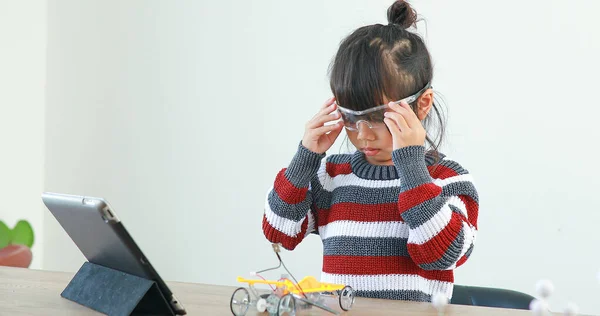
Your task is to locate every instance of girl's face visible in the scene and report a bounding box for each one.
[345,91,434,166]
[346,123,395,165]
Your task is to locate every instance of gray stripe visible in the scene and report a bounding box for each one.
[419,228,465,270]
[393,157,433,191]
[436,159,467,175]
[425,151,446,166]
[441,181,479,203]
[313,185,401,210]
[355,290,432,302]
[351,151,399,180]
[322,236,409,257]
[327,154,352,164]
[267,190,311,222]
[449,204,464,216]
[400,197,447,229]
[464,243,474,258]
[425,154,437,166]
[309,177,328,207]
[285,143,325,188]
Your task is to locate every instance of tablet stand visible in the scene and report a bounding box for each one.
[61,262,175,316]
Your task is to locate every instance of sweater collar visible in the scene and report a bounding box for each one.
[350,151,399,180]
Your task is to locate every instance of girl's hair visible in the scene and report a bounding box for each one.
[329,0,446,157]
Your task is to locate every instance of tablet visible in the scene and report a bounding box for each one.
[41,192,187,315]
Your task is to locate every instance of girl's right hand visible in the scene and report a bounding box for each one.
[301,97,344,154]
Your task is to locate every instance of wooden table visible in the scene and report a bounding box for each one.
[0,266,555,315]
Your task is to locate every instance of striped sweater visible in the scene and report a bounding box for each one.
[262,144,479,302]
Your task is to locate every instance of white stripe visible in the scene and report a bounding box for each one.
[321,272,453,298]
[305,210,316,236]
[447,195,468,220]
[318,220,409,239]
[459,222,476,257]
[318,171,403,192]
[409,202,453,245]
[264,187,306,238]
[433,174,474,187]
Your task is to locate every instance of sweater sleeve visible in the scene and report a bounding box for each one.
[393,146,479,271]
[262,143,325,250]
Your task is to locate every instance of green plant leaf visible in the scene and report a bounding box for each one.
[0,221,10,249]
[10,220,34,248]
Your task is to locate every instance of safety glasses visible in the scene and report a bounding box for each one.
[335,83,431,131]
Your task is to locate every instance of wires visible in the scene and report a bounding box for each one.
[253,243,308,298]
[256,244,283,274]
[255,273,276,291]
[276,252,307,298]
[255,260,282,274]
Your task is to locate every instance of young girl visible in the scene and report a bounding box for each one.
[262,0,478,302]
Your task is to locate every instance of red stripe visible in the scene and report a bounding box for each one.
[459,195,479,229]
[428,165,459,180]
[397,183,442,214]
[273,169,308,205]
[317,203,402,226]
[262,214,308,251]
[407,211,464,265]
[326,162,352,177]
[323,255,453,282]
[453,207,468,224]
[456,254,469,268]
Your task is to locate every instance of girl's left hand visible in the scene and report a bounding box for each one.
[383,101,426,150]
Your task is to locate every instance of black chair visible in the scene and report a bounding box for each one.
[451,285,535,310]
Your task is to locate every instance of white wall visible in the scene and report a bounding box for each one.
[0,0,46,269]
[43,0,600,314]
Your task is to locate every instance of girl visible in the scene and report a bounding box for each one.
[262,0,478,302]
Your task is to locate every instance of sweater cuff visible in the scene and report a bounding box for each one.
[285,142,325,187]
[392,146,432,190]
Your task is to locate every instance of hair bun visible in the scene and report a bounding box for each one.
[387,0,418,29]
